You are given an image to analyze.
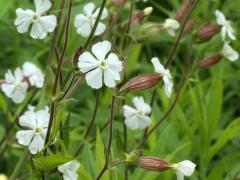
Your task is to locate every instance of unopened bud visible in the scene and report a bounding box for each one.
[175,0,194,21]
[194,24,221,43]
[135,23,162,41]
[119,74,161,93]
[138,157,171,171]
[143,7,153,16]
[199,54,223,68]
[183,19,195,35]
[112,0,125,7]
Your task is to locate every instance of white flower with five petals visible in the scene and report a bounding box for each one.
[221,42,239,61]
[16,108,50,154]
[14,0,57,39]
[78,41,122,89]
[74,2,108,37]
[215,10,236,41]
[23,62,45,88]
[123,96,151,130]
[163,18,180,37]
[151,57,173,97]
[172,160,196,180]
[58,160,80,180]
[1,68,28,104]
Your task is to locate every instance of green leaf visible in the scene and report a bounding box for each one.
[0,0,14,19]
[207,117,240,163]
[96,127,109,180]
[32,154,73,170]
[78,165,93,180]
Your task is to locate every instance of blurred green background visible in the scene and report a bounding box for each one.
[0,0,240,179]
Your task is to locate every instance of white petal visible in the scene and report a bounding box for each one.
[83,2,95,16]
[30,22,47,39]
[85,67,103,89]
[35,0,52,15]
[103,68,117,88]
[166,29,176,37]
[221,26,227,41]
[16,130,34,146]
[39,15,57,32]
[74,14,87,28]
[5,70,15,83]
[227,25,236,40]
[151,57,166,74]
[137,115,151,129]
[124,115,139,130]
[92,41,111,60]
[132,96,145,111]
[23,62,37,76]
[19,111,37,128]
[163,76,173,97]
[164,18,180,30]
[29,134,45,154]
[36,109,50,128]
[14,8,34,33]
[95,22,106,36]
[76,21,92,37]
[63,171,78,180]
[176,171,184,180]
[215,10,226,25]
[106,53,123,72]
[14,68,24,82]
[68,160,81,171]
[11,84,28,103]
[123,105,138,118]
[1,84,15,97]
[92,8,108,19]
[177,160,196,176]
[222,42,239,61]
[78,52,99,73]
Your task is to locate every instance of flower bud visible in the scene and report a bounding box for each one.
[143,7,153,16]
[119,74,161,93]
[112,0,125,7]
[138,157,171,171]
[175,0,194,21]
[194,24,221,43]
[183,19,195,35]
[131,7,153,26]
[199,54,223,68]
[135,23,162,41]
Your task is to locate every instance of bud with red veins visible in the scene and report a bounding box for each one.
[175,0,194,21]
[194,24,221,43]
[199,54,223,68]
[119,74,161,93]
[138,157,171,171]
[183,19,195,35]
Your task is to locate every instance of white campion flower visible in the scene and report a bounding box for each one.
[123,96,151,130]
[16,108,50,154]
[23,62,45,88]
[1,68,28,104]
[74,2,108,37]
[58,160,81,180]
[215,10,236,41]
[14,0,57,39]
[221,42,239,61]
[172,160,196,180]
[78,41,123,89]
[151,57,173,97]
[163,18,180,36]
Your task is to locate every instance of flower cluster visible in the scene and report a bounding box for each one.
[1,62,44,103]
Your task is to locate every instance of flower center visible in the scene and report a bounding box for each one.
[86,16,94,22]
[35,127,42,134]
[163,69,172,78]
[32,14,39,22]
[137,111,145,116]
[100,60,109,69]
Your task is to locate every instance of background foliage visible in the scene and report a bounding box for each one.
[0,0,240,179]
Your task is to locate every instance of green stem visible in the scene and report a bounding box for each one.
[9,148,29,180]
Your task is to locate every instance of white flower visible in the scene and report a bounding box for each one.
[1,68,28,104]
[172,160,196,180]
[151,57,173,97]
[123,96,151,130]
[14,0,57,39]
[163,18,180,36]
[215,10,236,41]
[16,108,50,154]
[78,41,122,89]
[23,62,45,88]
[221,42,239,61]
[58,160,80,180]
[74,2,108,37]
